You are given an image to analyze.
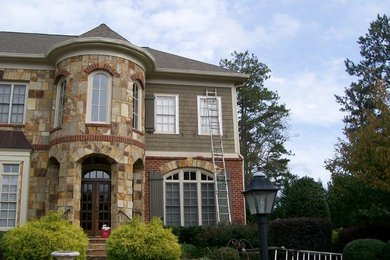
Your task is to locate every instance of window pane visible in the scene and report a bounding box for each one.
[156,96,176,133]
[184,183,198,226]
[91,73,109,122]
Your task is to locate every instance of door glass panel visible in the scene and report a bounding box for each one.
[81,169,111,235]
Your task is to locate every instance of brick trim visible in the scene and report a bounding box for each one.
[84,63,119,77]
[49,134,145,149]
[54,69,70,84]
[131,72,145,88]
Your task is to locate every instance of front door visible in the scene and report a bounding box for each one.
[80,170,111,236]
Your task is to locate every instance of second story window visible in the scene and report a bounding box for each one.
[0,83,27,124]
[197,95,222,135]
[155,94,178,134]
[54,78,66,127]
[133,82,142,130]
[87,72,112,124]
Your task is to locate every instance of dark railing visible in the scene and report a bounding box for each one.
[118,210,131,224]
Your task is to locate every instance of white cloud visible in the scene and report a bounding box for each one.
[268,58,346,126]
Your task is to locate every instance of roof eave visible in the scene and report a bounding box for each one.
[150,68,249,86]
[47,37,157,72]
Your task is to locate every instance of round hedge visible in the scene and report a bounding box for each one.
[343,239,385,260]
[106,217,181,260]
[379,241,390,260]
[1,212,88,260]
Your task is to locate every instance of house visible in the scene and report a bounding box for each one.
[0,24,248,236]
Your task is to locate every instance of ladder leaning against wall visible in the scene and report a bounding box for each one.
[204,89,232,223]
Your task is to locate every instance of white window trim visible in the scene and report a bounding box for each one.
[197,95,223,135]
[0,82,28,124]
[54,77,66,128]
[0,150,31,231]
[154,94,179,134]
[132,82,142,130]
[163,169,215,226]
[86,71,112,124]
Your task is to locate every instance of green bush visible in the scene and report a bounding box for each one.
[213,247,239,260]
[106,217,181,260]
[343,239,385,260]
[1,212,88,260]
[180,244,203,259]
[171,225,206,247]
[379,240,390,260]
[268,217,332,251]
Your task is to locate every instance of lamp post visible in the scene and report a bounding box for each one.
[242,172,278,260]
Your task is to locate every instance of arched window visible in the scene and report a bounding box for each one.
[164,169,215,226]
[54,77,66,127]
[86,71,112,123]
[133,82,142,130]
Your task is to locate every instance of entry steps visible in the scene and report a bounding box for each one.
[87,237,107,260]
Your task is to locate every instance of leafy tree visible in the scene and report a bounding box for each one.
[220,51,292,186]
[272,176,330,220]
[326,14,390,190]
[326,172,390,228]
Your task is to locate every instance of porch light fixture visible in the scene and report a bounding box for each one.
[242,172,278,260]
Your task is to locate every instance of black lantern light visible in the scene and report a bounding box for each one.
[242,172,278,260]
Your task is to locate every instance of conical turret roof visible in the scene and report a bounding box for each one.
[79,24,129,42]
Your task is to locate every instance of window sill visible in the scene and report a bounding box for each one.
[0,124,25,127]
[85,123,112,127]
[132,128,144,136]
[49,126,62,133]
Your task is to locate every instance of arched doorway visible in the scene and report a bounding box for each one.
[80,156,111,236]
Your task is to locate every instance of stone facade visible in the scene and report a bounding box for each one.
[0,24,248,232]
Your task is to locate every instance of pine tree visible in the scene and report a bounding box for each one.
[220,51,292,186]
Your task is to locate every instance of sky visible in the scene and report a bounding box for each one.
[1,0,389,186]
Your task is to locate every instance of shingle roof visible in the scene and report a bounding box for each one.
[143,47,233,73]
[0,32,74,54]
[0,24,238,74]
[0,130,32,149]
[79,24,128,42]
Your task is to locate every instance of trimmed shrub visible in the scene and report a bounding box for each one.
[180,244,203,259]
[171,225,206,247]
[107,217,181,260]
[268,217,332,251]
[1,212,88,260]
[202,222,258,248]
[343,239,384,260]
[213,247,239,260]
[338,224,390,249]
[378,240,390,260]
[171,222,258,249]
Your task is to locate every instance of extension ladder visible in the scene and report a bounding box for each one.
[204,89,232,223]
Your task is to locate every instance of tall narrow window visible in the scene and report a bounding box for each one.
[0,83,27,124]
[0,164,19,228]
[155,94,178,134]
[87,72,112,123]
[133,82,142,130]
[197,95,222,135]
[54,78,66,127]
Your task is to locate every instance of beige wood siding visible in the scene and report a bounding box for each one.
[145,83,236,153]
